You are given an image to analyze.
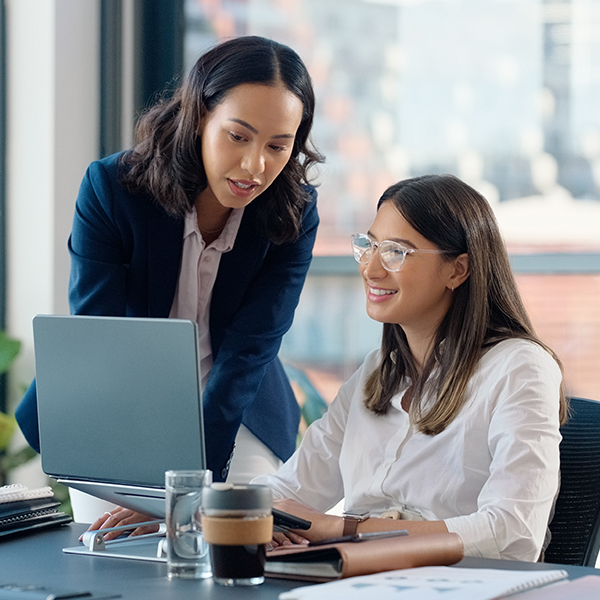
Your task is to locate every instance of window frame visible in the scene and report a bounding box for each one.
[0,0,7,413]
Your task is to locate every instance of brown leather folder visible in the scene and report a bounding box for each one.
[265,532,464,582]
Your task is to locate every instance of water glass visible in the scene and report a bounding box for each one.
[165,469,213,579]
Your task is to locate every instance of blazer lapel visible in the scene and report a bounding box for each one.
[147,215,185,317]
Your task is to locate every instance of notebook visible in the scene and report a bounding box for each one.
[33,314,206,519]
[278,566,569,600]
[265,532,464,582]
[0,483,72,537]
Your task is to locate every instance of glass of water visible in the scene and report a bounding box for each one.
[165,469,213,579]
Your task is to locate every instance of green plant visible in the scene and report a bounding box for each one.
[0,331,71,515]
[283,363,329,446]
[0,330,21,450]
[0,330,36,485]
[0,330,20,379]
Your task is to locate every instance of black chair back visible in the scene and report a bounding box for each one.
[545,397,600,566]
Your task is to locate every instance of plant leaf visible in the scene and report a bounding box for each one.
[0,411,16,450]
[0,331,21,375]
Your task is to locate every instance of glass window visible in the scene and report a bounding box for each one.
[184,0,600,404]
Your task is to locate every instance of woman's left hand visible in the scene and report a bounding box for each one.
[81,506,160,541]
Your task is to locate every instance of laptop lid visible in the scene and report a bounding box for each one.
[34,314,206,518]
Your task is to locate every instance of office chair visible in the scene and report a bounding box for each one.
[545,396,600,566]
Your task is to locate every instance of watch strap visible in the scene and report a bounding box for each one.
[342,512,370,536]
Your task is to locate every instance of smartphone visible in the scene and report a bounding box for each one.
[272,507,311,531]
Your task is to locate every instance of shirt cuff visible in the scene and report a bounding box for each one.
[445,513,501,559]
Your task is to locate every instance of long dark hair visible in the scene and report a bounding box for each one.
[120,36,324,243]
[364,174,568,431]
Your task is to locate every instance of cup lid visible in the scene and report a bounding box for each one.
[202,483,272,510]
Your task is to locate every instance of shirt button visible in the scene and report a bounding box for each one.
[204,256,211,262]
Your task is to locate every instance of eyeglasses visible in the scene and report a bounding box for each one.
[351,233,447,272]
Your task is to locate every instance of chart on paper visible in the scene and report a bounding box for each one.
[278,566,568,600]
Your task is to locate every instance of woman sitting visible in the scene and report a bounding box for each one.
[254,174,567,562]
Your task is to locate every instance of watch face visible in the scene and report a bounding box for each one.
[343,511,370,520]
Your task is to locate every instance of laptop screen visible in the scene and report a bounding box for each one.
[34,315,206,493]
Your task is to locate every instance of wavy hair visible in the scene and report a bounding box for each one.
[364,174,568,431]
[119,36,324,243]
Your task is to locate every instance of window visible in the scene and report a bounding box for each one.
[183,0,600,403]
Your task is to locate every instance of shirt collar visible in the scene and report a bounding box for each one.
[184,206,245,252]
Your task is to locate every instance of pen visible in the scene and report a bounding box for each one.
[308,529,409,546]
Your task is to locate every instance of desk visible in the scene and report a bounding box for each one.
[0,524,597,599]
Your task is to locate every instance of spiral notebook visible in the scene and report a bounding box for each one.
[278,566,569,600]
[0,484,71,538]
[514,575,600,598]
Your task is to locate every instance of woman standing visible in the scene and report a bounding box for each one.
[16,36,324,486]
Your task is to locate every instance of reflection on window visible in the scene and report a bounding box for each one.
[184,0,600,403]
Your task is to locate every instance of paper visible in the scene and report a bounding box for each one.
[513,575,600,598]
[0,484,54,503]
[278,566,569,600]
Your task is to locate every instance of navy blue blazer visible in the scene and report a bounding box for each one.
[16,153,319,481]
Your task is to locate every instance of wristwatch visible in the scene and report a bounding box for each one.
[342,510,370,536]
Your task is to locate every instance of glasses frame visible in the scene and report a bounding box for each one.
[351,233,448,272]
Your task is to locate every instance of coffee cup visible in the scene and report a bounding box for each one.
[201,483,273,586]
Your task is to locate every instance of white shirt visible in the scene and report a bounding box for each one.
[253,338,562,561]
[169,206,244,390]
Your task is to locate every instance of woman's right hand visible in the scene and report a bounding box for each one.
[269,528,310,549]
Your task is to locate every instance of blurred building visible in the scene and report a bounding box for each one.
[185,0,600,402]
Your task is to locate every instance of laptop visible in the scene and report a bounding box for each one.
[34,314,206,519]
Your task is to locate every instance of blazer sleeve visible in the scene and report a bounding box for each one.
[203,187,319,479]
[67,158,131,316]
[67,156,182,318]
